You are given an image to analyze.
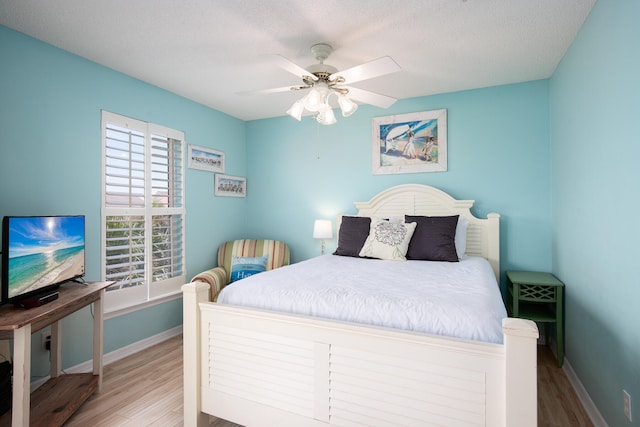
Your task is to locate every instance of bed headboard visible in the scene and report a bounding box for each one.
[339,184,500,281]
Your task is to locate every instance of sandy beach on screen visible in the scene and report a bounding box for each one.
[19,252,84,294]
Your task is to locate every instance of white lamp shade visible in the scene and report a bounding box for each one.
[337,94,358,117]
[286,100,304,121]
[313,219,333,239]
[304,84,327,112]
[316,106,337,125]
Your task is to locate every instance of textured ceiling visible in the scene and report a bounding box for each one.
[0,0,596,121]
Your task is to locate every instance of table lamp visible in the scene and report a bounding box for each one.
[313,219,333,255]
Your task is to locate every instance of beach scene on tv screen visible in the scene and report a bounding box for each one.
[7,216,84,298]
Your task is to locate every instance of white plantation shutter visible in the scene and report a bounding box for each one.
[105,215,146,287]
[104,124,145,207]
[101,111,185,312]
[152,214,184,280]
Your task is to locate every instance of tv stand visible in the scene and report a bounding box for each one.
[0,281,113,427]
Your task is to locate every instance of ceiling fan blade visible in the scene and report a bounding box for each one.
[237,85,302,96]
[274,55,318,81]
[343,86,397,109]
[330,56,400,85]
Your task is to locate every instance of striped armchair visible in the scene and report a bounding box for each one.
[190,239,291,301]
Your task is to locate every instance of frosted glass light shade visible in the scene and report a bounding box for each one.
[304,83,329,112]
[337,94,358,117]
[316,106,337,125]
[286,100,304,121]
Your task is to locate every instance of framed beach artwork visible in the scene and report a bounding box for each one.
[372,109,447,175]
[188,144,225,173]
[215,174,246,198]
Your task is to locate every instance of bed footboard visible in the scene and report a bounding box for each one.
[183,282,538,427]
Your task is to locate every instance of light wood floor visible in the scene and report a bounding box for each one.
[65,335,593,426]
[537,346,594,427]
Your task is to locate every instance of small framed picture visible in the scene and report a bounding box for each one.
[188,144,225,173]
[215,174,246,197]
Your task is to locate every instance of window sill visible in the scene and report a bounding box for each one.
[104,291,182,320]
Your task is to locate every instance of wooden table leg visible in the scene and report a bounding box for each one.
[50,321,62,378]
[93,289,105,392]
[12,324,31,427]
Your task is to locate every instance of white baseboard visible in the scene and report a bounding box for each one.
[31,325,182,392]
[563,357,609,427]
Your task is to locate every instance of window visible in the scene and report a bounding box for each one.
[101,111,185,313]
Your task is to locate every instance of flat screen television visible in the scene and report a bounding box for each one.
[1,215,85,305]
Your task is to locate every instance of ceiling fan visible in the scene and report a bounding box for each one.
[244,43,401,125]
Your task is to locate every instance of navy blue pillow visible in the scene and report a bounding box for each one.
[333,216,372,257]
[405,215,459,262]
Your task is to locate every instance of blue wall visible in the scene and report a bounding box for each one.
[550,0,640,425]
[0,26,247,372]
[246,81,553,283]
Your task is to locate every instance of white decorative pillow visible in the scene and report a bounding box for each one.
[455,216,469,259]
[359,218,417,261]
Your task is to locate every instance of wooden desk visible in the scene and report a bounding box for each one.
[0,281,113,427]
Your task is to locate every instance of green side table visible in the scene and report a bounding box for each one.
[506,271,565,367]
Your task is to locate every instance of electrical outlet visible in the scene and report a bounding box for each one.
[624,389,632,422]
[41,333,51,352]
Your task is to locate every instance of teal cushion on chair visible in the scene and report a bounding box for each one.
[230,254,269,282]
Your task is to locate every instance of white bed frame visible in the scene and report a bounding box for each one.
[183,184,539,427]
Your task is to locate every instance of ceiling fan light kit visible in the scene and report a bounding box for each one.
[275,43,400,125]
[286,83,356,125]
